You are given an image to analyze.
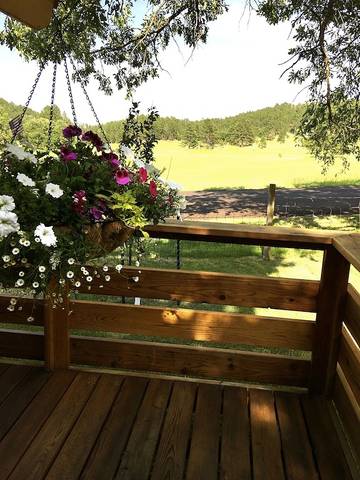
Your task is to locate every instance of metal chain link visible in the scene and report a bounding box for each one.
[64,56,78,126]
[47,63,58,149]
[11,63,46,143]
[68,56,111,147]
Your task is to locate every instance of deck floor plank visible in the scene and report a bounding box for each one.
[186,384,222,480]
[8,373,98,480]
[115,379,173,480]
[46,374,123,480]
[0,363,354,480]
[151,382,197,480]
[275,393,319,480]
[0,369,76,480]
[250,389,286,480]
[0,367,50,441]
[81,376,148,480]
[220,387,251,480]
[0,365,31,404]
[301,395,353,480]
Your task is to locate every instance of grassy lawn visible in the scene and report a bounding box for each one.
[153,139,360,190]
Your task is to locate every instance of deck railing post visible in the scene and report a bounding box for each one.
[44,276,70,370]
[310,246,350,395]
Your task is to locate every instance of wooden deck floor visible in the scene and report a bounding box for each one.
[0,363,353,480]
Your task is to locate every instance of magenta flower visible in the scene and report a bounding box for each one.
[63,125,82,138]
[72,190,87,214]
[89,206,104,221]
[102,152,120,168]
[81,131,104,151]
[60,146,77,162]
[138,167,148,183]
[115,169,131,185]
[149,180,158,198]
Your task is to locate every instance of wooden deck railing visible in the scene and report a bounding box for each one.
[0,222,359,399]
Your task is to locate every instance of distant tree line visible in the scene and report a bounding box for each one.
[0,98,304,150]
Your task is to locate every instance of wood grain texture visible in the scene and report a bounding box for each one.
[8,373,98,480]
[250,389,285,480]
[332,367,360,463]
[334,233,360,273]
[145,221,337,249]
[81,376,148,480]
[344,284,360,346]
[0,296,43,326]
[80,267,319,312]
[0,368,49,441]
[152,382,196,480]
[46,374,123,480]
[186,384,222,480]
[275,393,319,480]
[310,247,350,394]
[115,379,172,480]
[70,300,314,350]
[45,278,70,370]
[0,365,31,404]
[338,327,360,406]
[0,329,43,360]
[0,370,76,480]
[301,394,353,480]
[71,336,310,387]
[220,387,251,480]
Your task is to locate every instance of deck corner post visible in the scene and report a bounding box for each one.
[310,246,350,395]
[44,276,70,371]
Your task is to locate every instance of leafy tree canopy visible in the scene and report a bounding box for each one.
[0,0,359,170]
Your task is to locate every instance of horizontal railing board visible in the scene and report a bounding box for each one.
[80,267,319,312]
[0,296,44,326]
[145,221,338,249]
[333,234,360,273]
[0,329,44,360]
[338,327,360,406]
[333,366,360,463]
[70,300,314,350]
[70,336,310,387]
[344,285,360,347]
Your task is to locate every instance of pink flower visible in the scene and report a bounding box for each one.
[60,146,77,162]
[73,190,87,214]
[149,180,158,198]
[63,125,82,138]
[102,152,120,168]
[115,169,131,185]
[138,167,148,183]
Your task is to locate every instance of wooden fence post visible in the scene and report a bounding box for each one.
[262,183,276,260]
[44,277,70,370]
[310,246,350,394]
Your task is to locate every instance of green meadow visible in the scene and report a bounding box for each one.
[153,138,360,190]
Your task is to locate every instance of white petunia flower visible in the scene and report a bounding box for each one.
[0,195,15,211]
[121,145,135,159]
[34,224,57,247]
[134,157,145,168]
[0,211,20,238]
[17,173,36,187]
[45,183,64,198]
[6,144,37,163]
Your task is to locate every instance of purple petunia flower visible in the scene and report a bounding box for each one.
[81,131,104,151]
[102,152,120,168]
[63,125,82,138]
[115,169,131,185]
[72,190,87,214]
[89,206,104,221]
[60,146,78,162]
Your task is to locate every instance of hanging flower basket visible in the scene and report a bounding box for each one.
[0,125,184,302]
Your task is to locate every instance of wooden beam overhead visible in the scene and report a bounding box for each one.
[0,0,58,30]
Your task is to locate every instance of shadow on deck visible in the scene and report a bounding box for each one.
[0,362,353,480]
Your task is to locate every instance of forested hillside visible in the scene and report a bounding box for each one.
[0,98,304,149]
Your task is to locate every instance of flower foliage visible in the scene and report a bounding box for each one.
[0,124,184,304]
